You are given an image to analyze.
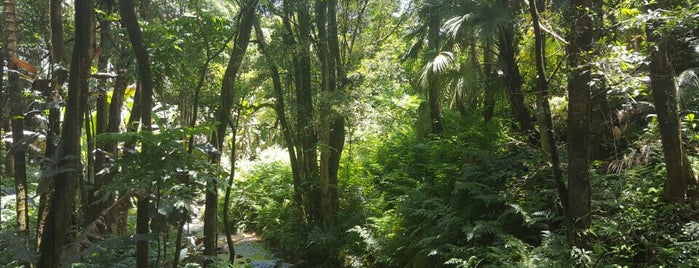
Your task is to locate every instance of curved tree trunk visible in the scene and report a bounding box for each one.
[38,0,93,265]
[206,0,257,264]
[120,0,155,266]
[528,0,567,212]
[254,22,304,216]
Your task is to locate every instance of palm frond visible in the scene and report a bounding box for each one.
[419,51,456,85]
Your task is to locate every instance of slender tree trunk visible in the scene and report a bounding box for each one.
[483,38,495,122]
[254,22,304,215]
[528,0,567,211]
[280,1,308,222]
[87,0,117,224]
[426,3,443,134]
[38,0,67,248]
[498,23,533,136]
[38,0,93,265]
[0,16,4,230]
[567,0,593,232]
[290,0,321,225]
[316,0,334,228]
[325,0,345,228]
[120,0,155,265]
[206,0,257,264]
[4,0,30,238]
[646,6,696,201]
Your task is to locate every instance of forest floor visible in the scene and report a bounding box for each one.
[185,201,290,268]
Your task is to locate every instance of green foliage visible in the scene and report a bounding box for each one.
[346,113,562,267]
[0,231,38,265]
[97,125,218,199]
[226,155,307,256]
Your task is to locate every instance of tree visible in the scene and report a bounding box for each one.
[498,21,533,136]
[38,0,93,265]
[425,0,443,134]
[206,0,258,264]
[527,0,566,213]
[567,0,593,232]
[646,3,696,202]
[120,0,156,265]
[37,0,67,247]
[4,0,30,237]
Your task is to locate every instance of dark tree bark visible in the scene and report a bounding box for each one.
[426,2,443,134]
[497,23,533,136]
[254,22,304,216]
[38,0,93,265]
[206,0,257,264]
[0,12,4,230]
[316,0,343,228]
[528,0,567,211]
[324,0,345,227]
[567,0,593,232]
[283,0,321,225]
[120,0,155,265]
[38,0,67,247]
[483,38,495,122]
[4,0,29,237]
[646,5,696,201]
[280,0,309,222]
[86,0,117,225]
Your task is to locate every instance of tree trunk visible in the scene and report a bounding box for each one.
[280,1,309,222]
[646,8,696,201]
[254,22,304,216]
[528,0,567,212]
[497,23,533,136]
[87,0,117,225]
[38,0,67,248]
[567,0,593,232]
[120,0,156,265]
[483,38,495,122]
[38,0,93,265]
[325,0,345,228]
[4,0,30,238]
[426,3,443,134]
[206,0,257,264]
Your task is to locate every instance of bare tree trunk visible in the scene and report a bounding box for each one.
[426,3,443,134]
[4,0,30,238]
[38,0,67,248]
[280,1,308,222]
[38,0,93,265]
[206,0,257,264]
[254,22,304,216]
[498,23,533,136]
[646,6,696,201]
[483,38,495,122]
[86,0,117,225]
[528,0,567,212]
[567,0,593,233]
[325,0,345,228]
[120,0,155,265]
